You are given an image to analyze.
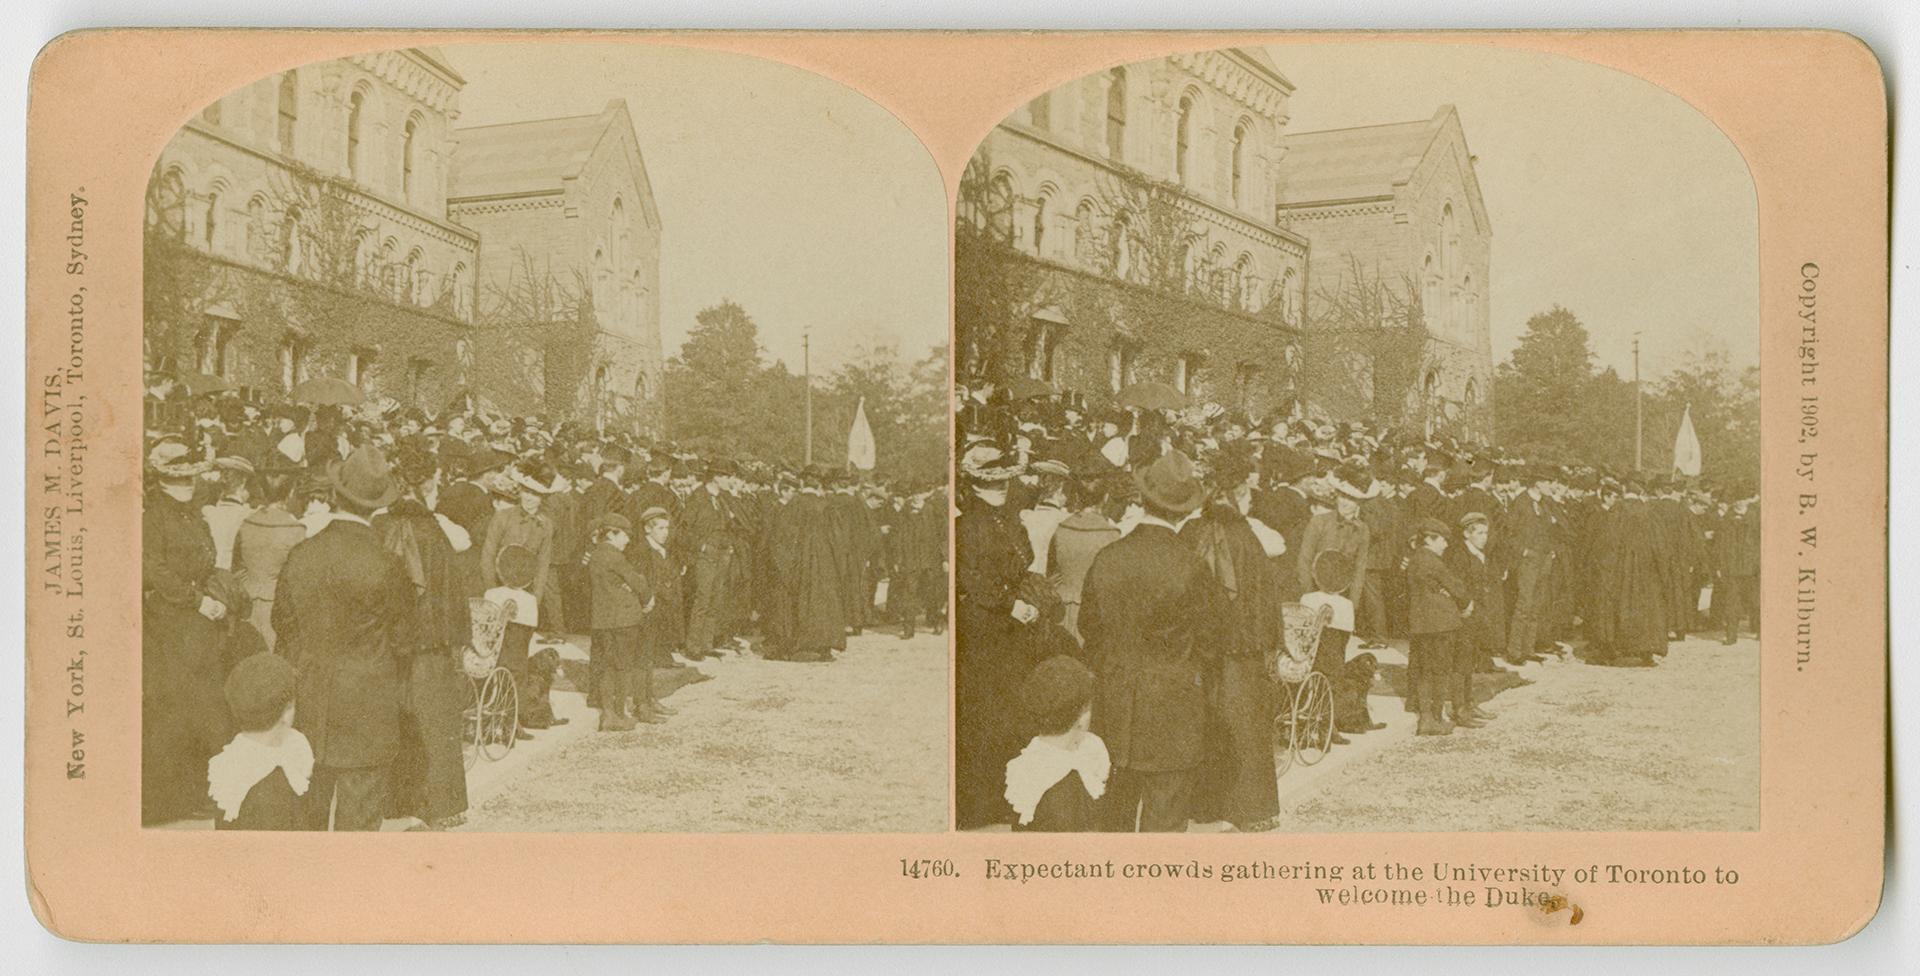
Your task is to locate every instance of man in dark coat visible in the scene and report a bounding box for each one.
[1497,471,1558,663]
[272,446,418,830]
[677,464,739,659]
[1715,495,1761,643]
[1080,450,1231,832]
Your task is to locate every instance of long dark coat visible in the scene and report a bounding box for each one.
[1079,522,1231,774]
[954,497,1040,828]
[769,493,847,654]
[1590,500,1671,661]
[142,489,231,823]
[272,518,418,769]
[374,500,470,823]
[1182,504,1282,827]
[634,539,685,665]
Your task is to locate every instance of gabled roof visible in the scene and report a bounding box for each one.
[1275,106,1457,207]
[449,99,635,202]
[1229,47,1294,93]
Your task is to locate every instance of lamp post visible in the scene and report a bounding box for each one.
[1632,332,1643,471]
[803,326,813,466]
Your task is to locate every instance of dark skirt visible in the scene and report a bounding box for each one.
[215,766,303,831]
[1013,769,1099,832]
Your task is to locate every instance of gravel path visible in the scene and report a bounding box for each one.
[1268,636,1761,832]
[458,630,950,832]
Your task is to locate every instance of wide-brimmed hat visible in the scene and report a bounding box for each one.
[327,446,401,510]
[960,444,1023,484]
[1132,449,1205,515]
[147,439,211,480]
[509,465,563,495]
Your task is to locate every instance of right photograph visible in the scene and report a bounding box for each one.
[953,43,1760,833]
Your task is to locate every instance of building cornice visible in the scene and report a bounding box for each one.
[349,49,461,118]
[1167,49,1288,120]
[173,124,479,250]
[994,123,1310,255]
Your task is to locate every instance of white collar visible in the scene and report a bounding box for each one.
[329,511,372,528]
[1466,540,1487,560]
[1004,734,1110,826]
[207,730,313,822]
[1135,512,1182,533]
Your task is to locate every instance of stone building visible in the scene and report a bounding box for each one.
[1275,105,1493,439]
[449,99,663,432]
[959,49,1493,435]
[143,48,662,432]
[962,48,1312,414]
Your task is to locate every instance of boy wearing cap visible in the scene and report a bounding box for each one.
[587,513,667,729]
[208,652,311,831]
[1406,517,1471,736]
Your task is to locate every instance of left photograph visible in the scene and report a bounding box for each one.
[138,42,952,832]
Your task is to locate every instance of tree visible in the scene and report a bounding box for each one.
[1493,305,1598,461]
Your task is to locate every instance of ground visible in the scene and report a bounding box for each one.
[457,629,950,833]
[1266,634,1761,832]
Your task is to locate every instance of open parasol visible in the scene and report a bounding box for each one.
[1115,380,1187,411]
[290,376,366,406]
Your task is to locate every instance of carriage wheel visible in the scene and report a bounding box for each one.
[1293,671,1336,766]
[460,675,482,770]
[1272,687,1298,778]
[479,668,520,762]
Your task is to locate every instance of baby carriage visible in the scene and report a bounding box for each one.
[461,595,521,769]
[1266,601,1336,777]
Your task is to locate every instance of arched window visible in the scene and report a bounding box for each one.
[594,364,610,390]
[348,350,371,388]
[1230,124,1247,208]
[1280,267,1298,325]
[1441,202,1458,279]
[1423,369,1441,402]
[592,248,611,314]
[276,72,298,153]
[1030,194,1049,257]
[201,189,220,250]
[401,117,419,202]
[244,195,267,261]
[281,204,305,273]
[1073,200,1096,265]
[404,248,424,304]
[1175,95,1194,185]
[1105,68,1127,161]
[1230,253,1252,309]
[346,90,365,180]
[634,370,650,402]
[611,197,627,269]
[449,262,469,318]
[987,173,1015,244]
[1463,378,1479,406]
[151,167,188,241]
[1421,253,1438,326]
[1110,211,1133,279]
[1173,354,1192,395]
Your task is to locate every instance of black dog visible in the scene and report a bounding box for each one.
[1335,652,1387,734]
[519,647,563,729]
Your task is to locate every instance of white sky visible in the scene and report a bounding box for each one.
[442,42,948,375]
[1266,41,1759,380]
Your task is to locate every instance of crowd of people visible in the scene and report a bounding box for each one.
[142,391,947,831]
[954,383,1761,833]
